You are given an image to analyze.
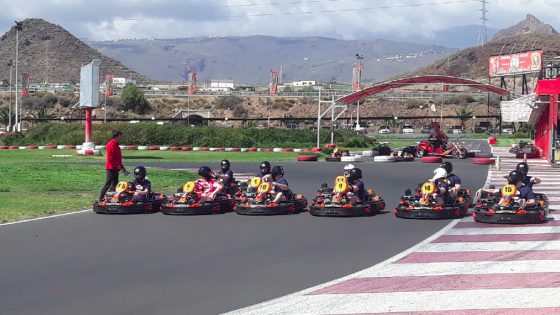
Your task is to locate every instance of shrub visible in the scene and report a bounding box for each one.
[42,93,58,106]
[215,96,243,110]
[121,85,151,114]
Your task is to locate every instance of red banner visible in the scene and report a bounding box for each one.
[488,50,543,77]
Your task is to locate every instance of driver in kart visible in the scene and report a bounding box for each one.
[115,166,152,203]
[428,121,448,151]
[516,162,541,187]
[257,161,272,182]
[347,168,365,206]
[343,164,355,178]
[270,166,289,205]
[430,167,449,205]
[505,170,536,209]
[196,166,223,203]
[215,159,236,194]
[440,161,462,198]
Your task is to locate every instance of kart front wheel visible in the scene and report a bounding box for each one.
[416,149,425,158]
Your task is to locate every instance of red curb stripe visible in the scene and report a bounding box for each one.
[8,146,19,149]
[0,146,8,149]
[308,273,560,295]
[433,233,560,243]
[396,250,560,264]
[200,147,209,151]
[180,147,192,151]
[248,148,258,152]
[46,145,57,149]
[352,307,560,315]
[127,146,138,150]
[169,146,179,151]
[454,221,560,228]
[230,148,241,152]
[27,146,39,149]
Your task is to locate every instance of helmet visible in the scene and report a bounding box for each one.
[349,168,362,181]
[516,162,529,176]
[133,166,147,180]
[440,161,453,173]
[198,166,213,179]
[220,159,230,171]
[260,161,271,174]
[271,165,284,177]
[343,164,355,177]
[432,167,447,181]
[508,170,525,185]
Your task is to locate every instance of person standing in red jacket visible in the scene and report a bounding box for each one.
[99,130,128,200]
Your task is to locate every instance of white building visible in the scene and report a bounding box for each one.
[291,80,316,87]
[203,79,235,92]
[112,77,137,87]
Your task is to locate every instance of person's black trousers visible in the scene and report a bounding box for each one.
[99,169,120,200]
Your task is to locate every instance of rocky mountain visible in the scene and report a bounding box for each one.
[90,36,454,84]
[491,14,558,42]
[0,18,147,84]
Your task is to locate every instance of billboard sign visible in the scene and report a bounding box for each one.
[488,50,543,77]
[79,59,101,108]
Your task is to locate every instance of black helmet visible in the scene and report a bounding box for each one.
[271,165,284,177]
[349,168,362,181]
[440,161,453,173]
[133,166,147,180]
[260,161,271,174]
[508,170,525,185]
[198,166,213,179]
[220,159,230,171]
[516,162,529,176]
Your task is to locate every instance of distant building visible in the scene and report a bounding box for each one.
[202,79,235,92]
[290,80,316,87]
[112,77,137,87]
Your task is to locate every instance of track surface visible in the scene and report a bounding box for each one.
[0,144,489,315]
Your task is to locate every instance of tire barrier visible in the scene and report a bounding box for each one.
[248,148,258,152]
[293,148,303,153]
[282,148,294,152]
[297,155,318,161]
[311,147,322,153]
[473,157,495,165]
[64,145,76,149]
[200,147,209,151]
[192,147,201,151]
[373,155,397,163]
[27,146,39,149]
[148,146,159,151]
[230,148,241,152]
[264,148,274,152]
[127,146,138,150]
[159,146,169,151]
[180,146,192,151]
[341,155,364,162]
[94,145,106,150]
[169,147,179,151]
[0,146,8,149]
[138,146,149,151]
[421,156,443,163]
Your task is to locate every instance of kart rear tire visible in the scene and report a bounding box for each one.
[374,155,397,163]
[473,157,495,165]
[421,156,443,163]
[416,149,425,158]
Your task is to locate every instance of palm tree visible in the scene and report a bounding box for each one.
[387,117,402,133]
[0,108,15,129]
[455,108,474,129]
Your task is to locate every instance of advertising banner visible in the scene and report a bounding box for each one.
[488,50,543,77]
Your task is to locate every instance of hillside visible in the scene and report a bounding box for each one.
[492,14,558,42]
[0,18,148,84]
[90,36,454,84]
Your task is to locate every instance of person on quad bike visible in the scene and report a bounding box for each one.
[257,161,272,182]
[343,164,356,178]
[440,161,462,198]
[129,166,151,203]
[430,167,449,205]
[506,170,536,209]
[347,168,365,206]
[428,121,448,151]
[216,159,236,194]
[270,166,289,204]
[197,166,223,203]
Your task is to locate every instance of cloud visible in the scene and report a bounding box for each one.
[0,0,558,41]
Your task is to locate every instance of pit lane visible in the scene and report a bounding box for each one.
[0,143,489,315]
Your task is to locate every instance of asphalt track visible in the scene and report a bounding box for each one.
[0,143,489,315]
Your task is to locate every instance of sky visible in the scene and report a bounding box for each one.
[0,0,559,42]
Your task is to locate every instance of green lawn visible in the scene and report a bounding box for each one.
[0,161,197,223]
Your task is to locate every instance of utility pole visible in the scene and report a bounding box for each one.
[477,0,488,47]
[7,60,13,131]
[14,21,23,132]
[354,54,364,130]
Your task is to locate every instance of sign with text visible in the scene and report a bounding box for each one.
[488,50,543,77]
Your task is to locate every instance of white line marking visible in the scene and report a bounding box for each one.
[447,226,560,235]
[0,209,91,227]
[421,240,560,252]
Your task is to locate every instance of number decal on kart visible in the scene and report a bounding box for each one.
[421,182,435,195]
[258,183,272,193]
[115,181,129,193]
[501,184,517,196]
[250,177,262,188]
[334,176,349,193]
[183,182,196,193]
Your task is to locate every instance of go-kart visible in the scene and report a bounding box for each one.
[325,149,349,162]
[394,181,472,219]
[236,177,307,215]
[509,141,539,155]
[161,181,236,215]
[93,181,166,214]
[473,184,548,224]
[416,140,467,159]
[309,176,385,217]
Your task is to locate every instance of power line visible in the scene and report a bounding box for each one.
[110,0,479,21]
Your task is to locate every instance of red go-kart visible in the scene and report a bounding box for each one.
[416,140,467,159]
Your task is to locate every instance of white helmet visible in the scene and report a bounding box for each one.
[343,164,355,177]
[344,164,355,171]
[431,167,448,181]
